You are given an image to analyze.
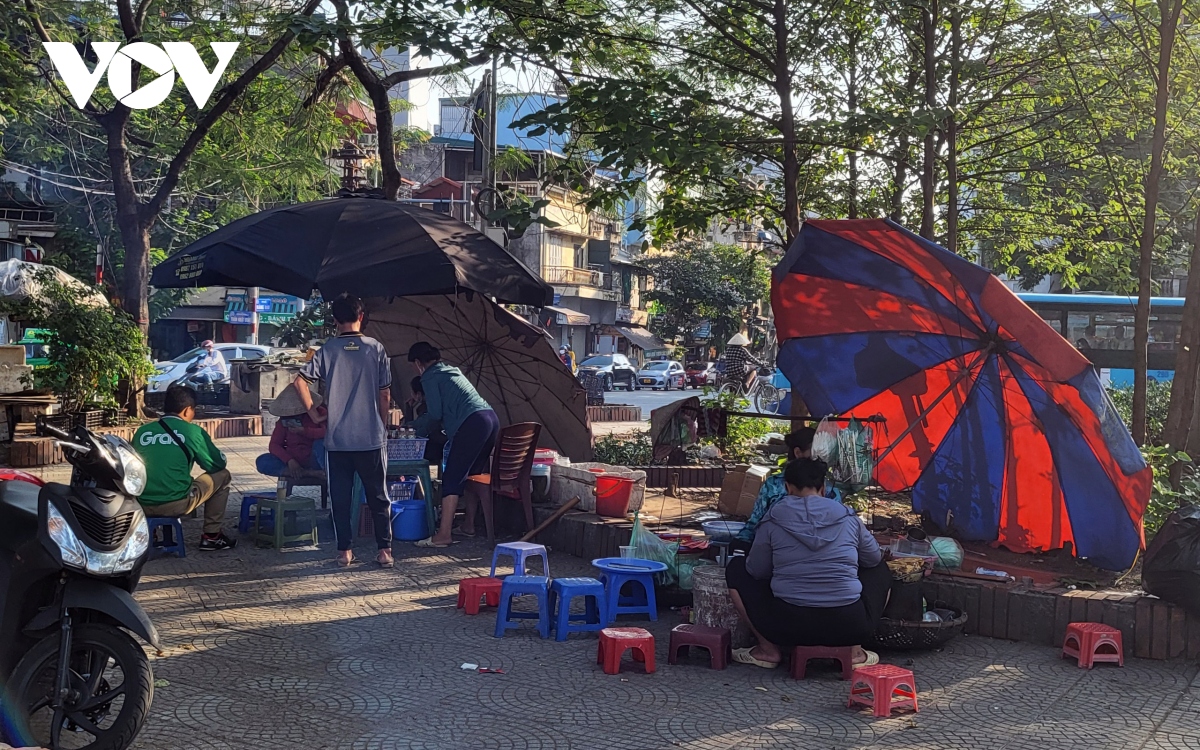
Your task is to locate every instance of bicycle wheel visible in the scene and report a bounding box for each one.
[755,384,782,414]
[717,382,739,398]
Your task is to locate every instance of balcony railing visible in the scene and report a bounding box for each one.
[544,265,603,286]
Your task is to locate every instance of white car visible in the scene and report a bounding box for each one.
[148,343,269,393]
[636,360,687,390]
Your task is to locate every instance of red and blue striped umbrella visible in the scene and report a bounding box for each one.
[773,219,1152,570]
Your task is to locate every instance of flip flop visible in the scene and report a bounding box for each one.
[452,526,477,538]
[335,553,355,567]
[853,650,880,668]
[414,537,455,548]
[376,551,395,568]
[731,647,780,669]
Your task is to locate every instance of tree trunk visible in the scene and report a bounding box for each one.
[368,83,402,200]
[946,6,961,253]
[102,108,151,329]
[1164,208,1200,482]
[774,0,800,242]
[1133,0,1183,445]
[920,0,938,240]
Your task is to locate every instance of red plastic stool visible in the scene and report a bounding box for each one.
[790,645,857,680]
[1062,622,1124,669]
[597,627,656,675]
[847,664,919,718]
[668,624,731,670]
[457,577,503,615]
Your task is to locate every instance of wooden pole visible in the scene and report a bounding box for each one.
[519,496,581,543]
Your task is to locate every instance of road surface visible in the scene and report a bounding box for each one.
[603,386,699,420]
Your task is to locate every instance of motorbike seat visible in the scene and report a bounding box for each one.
[0,479,41,523]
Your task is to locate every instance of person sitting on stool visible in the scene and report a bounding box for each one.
[726,458,890,669]
[134,385,236,551]
[256,383,327,480]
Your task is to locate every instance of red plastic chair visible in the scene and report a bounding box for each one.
[597,627,656,675]
[457,577,503,615]
[1062,622,1124,669]
[847,664,919,718]
[476,422,542,542]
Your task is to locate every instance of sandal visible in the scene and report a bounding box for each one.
[732,647,780,669]
[335,552,355,567]
[853,650,880,668]
[376,550,395,568]
[414,537,454,548]
[452,526,477,538]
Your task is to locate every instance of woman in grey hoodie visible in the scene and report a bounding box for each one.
[726,458,892,669]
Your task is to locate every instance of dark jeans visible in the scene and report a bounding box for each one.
[725,556,892,648]
[327,448,390,552]
[255,440,326,476]
[442,409,500,496]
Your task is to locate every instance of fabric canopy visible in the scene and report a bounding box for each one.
[616,326,668,355]
[364,293,592,461]
[773,219,1152,570]
[150,198,553,306]
[545,305,590,326]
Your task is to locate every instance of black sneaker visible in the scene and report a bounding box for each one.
[199,532,238,551]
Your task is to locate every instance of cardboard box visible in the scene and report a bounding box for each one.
[718,464,771,517]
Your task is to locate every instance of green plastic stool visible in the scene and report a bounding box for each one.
[254,496,319,550]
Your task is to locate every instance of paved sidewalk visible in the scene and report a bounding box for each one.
[37,437,1200,749]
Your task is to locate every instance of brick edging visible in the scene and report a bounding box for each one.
[926,577,1199,660]
[587,405,642,422]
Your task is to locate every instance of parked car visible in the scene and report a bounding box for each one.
[637,360,687,390]
[147,343,269,394]
[685,361,716,388]
[577,353,638,391]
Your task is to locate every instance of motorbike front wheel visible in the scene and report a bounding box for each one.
[9,623,153,750]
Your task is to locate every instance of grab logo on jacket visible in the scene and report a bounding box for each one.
[42,42,239,110]
[140,430,185,447]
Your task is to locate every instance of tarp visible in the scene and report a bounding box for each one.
[0,259,107,307]
[616,326,668,355]
[772,219,1152,570]
[544,305,590,326]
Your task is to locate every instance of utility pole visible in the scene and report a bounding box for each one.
[248,286,260,345]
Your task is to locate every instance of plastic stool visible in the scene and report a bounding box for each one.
[597,627,656,675]
[1062,622,1125,669]
[238,492,274,534]
[490,542,549,577]
[667,624,730,669]
[254,497,319,550]
[458,577,503,615]
[599,570,658,623]
[791,645,857,680]
[286,476,329,509]
[494,576,551,638]
[549,577,607,641]
[847,664,919,717]
[147,517,186,558]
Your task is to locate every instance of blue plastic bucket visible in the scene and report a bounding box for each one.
[391,500,428,541]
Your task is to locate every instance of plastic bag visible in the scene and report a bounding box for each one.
[812,417,839,463]
[630,512,679,586]
[1143,505,1200,617]
[929,536,963,571]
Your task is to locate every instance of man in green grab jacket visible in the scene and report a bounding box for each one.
[133,385,237,551]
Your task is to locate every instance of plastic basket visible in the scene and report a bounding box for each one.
[387,438,428,462]
[388,480,418,501]
[869,602,968,650]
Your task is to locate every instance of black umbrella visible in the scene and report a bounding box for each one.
[149,198,553,305]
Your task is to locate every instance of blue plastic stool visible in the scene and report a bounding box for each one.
[549,577,607,641]
[494,575,552,639]
[147,517,186,558]
[238,492,275,534]
[490,542,549,577]
[591,558,667,624]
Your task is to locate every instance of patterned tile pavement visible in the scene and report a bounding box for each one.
[33,436,1200,749]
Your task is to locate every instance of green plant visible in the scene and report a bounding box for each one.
[700,386,774,462]
[1108,381,1172,444]
[1141,444,1200,537]
[593,432,654,466]
[276,302,331,347]
[0,271,154,412]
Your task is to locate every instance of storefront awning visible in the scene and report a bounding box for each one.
[616,326,668,354]
[545,305,590,326]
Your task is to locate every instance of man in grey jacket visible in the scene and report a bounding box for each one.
[725,459,892,669]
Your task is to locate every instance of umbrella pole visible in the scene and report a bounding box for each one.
[873,346,992,466]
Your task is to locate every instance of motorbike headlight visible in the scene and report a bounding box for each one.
[105,435,147,496]
[114,515,149,573]
[47,502,87,570]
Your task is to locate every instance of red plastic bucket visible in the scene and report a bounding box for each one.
[595,475,635,518]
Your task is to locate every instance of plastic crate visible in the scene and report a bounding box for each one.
[388,480,418,501]
[387,438,428,462]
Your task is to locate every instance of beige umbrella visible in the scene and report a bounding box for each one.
[364,292,593,461]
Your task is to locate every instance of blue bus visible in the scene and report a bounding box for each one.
[1016,293,1183,386]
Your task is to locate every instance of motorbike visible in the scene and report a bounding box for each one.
[0,420,158,750]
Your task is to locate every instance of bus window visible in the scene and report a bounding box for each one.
[1037,311,1065,335]
[1067,312,1094,349]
